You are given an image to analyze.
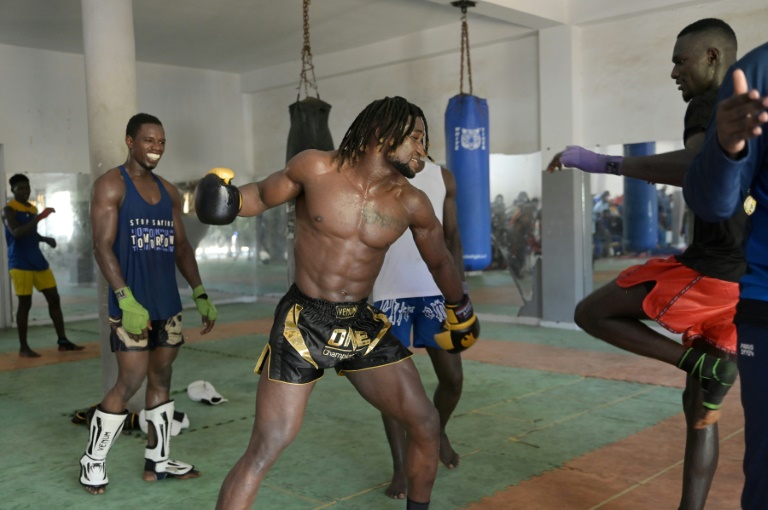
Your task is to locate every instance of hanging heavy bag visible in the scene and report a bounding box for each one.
[444,4,491,271]
[286,96,334,160]
[284,0,335,284]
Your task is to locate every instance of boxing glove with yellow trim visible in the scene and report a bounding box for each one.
[194,168,242,225]
[434,294,480,353]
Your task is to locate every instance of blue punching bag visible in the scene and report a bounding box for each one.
[622,142,658,253]
[445,94,492,271]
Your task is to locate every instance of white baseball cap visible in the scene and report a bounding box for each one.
[187,380,228,405]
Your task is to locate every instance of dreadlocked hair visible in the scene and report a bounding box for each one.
[334,96,431,171]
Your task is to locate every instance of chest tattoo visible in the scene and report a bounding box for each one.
[361,205,406,232]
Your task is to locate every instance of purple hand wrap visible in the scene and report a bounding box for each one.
[560,146,623,175]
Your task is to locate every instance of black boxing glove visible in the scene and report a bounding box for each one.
[195,168,242,225]
[434,294,480,353]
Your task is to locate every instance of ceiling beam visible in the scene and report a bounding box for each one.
[570,0,722,25]
[421,0,725,29]
[422,0,569,30]
[241,19,533,94]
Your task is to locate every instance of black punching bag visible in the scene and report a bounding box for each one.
[285,96,334,283]
[286,97,334,159]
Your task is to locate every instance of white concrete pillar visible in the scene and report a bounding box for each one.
[81,0,143,410]
[538,25,592,325]
[0,146,11,329]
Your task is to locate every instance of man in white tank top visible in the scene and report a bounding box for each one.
[372,159,466,500]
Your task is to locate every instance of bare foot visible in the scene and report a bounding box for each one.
[439,432,460,469]
[82,485,106,495]
[384,470,407,499]
[694,408,722,429]
[143,468,201,482]
[19,348,40,358]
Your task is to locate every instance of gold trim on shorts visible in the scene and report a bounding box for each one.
[283,304,319,369]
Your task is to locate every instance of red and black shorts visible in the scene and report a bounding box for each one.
[616,256,738,355]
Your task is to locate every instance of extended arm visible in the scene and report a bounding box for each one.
[240,151,320,215]
[238,169,302,217]
[547,138,704,187]
[39,235,57,248]
[2,206,55,239]
[621,145,700,186]
[684,68,768,222]
[196,152,311,224]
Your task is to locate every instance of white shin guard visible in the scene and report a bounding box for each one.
[80,408,128,488]
[144,400,195,479]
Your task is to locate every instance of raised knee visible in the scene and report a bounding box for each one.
[573,299,592,330]
[682,386,692,407]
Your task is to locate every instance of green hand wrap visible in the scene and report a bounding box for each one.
[115,287,150,335]
[192,285,218,322]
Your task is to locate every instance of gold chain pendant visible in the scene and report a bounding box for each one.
[744,195,757,216]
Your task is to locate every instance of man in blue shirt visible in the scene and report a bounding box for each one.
[683,42,768,510]
[2,174,83,356]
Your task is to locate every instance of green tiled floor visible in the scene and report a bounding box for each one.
[0,302,682,509]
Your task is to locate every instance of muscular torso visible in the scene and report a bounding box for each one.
[291,153,423,302]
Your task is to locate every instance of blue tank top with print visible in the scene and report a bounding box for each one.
[107,166,182,320]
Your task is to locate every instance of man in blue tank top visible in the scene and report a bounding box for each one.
[78,113,218,495]
[2,173,83,357]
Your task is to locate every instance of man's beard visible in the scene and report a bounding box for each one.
[138,161,157,172]
[389,156,415,179]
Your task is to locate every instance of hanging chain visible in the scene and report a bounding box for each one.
[297,0,320,100]
[459,10,473,95]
